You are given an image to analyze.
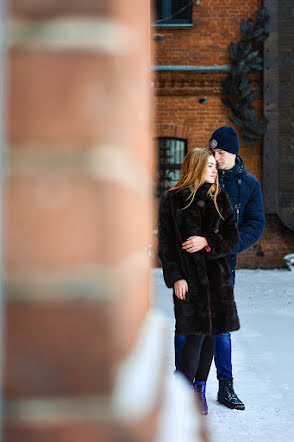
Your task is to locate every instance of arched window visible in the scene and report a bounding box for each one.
[157,137,187,197]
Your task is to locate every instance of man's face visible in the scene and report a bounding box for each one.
[212,149,236,170]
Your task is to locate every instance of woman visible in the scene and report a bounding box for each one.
[158,148,240,414]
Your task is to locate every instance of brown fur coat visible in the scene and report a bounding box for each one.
[158,184,240,336]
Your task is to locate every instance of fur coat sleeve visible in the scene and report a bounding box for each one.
[158,192,185,288]
[204,190,240,260]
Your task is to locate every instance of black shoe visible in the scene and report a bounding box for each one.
[217,379,245,410]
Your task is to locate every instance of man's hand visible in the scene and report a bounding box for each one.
[174,279,188,301]
[182,236,208,253]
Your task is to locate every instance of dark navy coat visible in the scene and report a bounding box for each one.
[218,156,266,275]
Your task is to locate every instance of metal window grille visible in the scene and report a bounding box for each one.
[157,137,187,197]
[155,0,192,25]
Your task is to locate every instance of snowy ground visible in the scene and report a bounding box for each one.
[151,268,294,442]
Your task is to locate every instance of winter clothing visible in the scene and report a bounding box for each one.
[194,382,208,415]
[174,334,186,370]
[173,155,265,392]
[218,155,265,260]
[214,155,265,386]
[209,126,239,155]
[214,332,232,381]
[158,183,240,336]
[179,335,215,383]
[218,379,245,410]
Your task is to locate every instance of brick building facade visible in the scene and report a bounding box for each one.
[153,0,294,268]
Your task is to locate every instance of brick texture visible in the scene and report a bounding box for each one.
[5,302,114,396]
[5,0,156,441]
[153,0,294,268]
[5,423,139,442]
[5,178,151,270]
[154,89,263,182]
[9,1,112,18]
[241,215,294,269]
[7,51,134,145]
[153,0,263,66]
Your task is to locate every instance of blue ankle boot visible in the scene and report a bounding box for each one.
[193,381,208,415]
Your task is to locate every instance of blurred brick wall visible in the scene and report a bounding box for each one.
[4,1,155,441]
[152,0,294,268]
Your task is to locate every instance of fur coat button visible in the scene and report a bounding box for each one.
[197,200,205,207]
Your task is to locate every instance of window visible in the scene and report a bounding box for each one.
[157,137,187,197]
[154,0,192,25]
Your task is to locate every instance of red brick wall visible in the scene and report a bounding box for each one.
[153,0,263,66]
[154,76,263,182]
[5,1,155,441]
[153,81,294,268]
[152,0,294,268]
[237,215,294,269]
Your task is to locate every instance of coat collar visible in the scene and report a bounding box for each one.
[171,183,212,203]
[195,182,212,200]
[218,156,247,181]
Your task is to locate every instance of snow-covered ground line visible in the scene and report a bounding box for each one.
[151,268,294,442]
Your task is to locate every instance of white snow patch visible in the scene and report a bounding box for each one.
[151,268,294,442]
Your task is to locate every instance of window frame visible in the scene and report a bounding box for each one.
[153,0,193,27]
[156,136,188,198]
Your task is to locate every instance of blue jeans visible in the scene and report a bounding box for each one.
[213,257,235,380]
[214,332,232,380]
[214,260,235,380]
[174,329,233,381]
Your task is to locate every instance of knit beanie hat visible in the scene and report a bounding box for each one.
[209,126,239,155]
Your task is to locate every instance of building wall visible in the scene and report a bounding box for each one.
[154,0,263,66]
[4,1,158,441]
[153,0,294,268]
[278,0,294,230]
[154,72,263,181]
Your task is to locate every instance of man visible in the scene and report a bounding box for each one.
[174,126,265,410]
[209,126,265,410]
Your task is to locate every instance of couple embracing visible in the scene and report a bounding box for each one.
[158,126,265,414]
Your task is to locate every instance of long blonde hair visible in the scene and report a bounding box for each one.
[170,148,222,215]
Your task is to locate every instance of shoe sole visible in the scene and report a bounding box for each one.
[218,398,245,410]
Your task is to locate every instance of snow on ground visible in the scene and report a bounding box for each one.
[151,268,294,442]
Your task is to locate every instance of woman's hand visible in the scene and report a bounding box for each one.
[182,236,208,253]
[174,279,188,301]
